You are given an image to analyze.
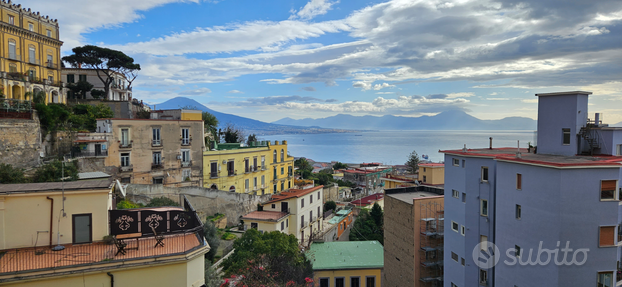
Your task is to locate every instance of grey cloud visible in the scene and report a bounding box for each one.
[178,88,212,95]
[426,94,448,99]
[325,99,338,102]
[301,86,316,91]
[246,95,329,105]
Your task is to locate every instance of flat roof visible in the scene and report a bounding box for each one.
[265,185,324,204]
[351,193,384,206]
[419,163,444,167]
[77,172,111,180]
[241,210,289,222]
[387,192,443,204]
[535,91,592,97]
[0,179,113,193]
[442,148,622,168]
[307,241,383,270]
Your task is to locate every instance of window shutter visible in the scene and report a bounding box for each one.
[517,174,522,190]
[602,180,617,191]
[599,226,615,246]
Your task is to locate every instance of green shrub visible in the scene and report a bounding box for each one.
[221,232,236,241]
[116,200,143,210]
[145,197,179,207]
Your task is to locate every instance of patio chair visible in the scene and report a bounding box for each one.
[151,226,165,248]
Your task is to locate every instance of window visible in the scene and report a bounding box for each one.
[601,180,617,200]
[514,204,522,220]
[451,221,459,232]
[28,23,34,31]
[453,158,459,166]
[67,74,75,83]
[121,153,130,167]
[79,74,87,82]
[310,194,313,204]
[451,252,459,262]
[254,177,257,189]
[261,156,265,169]
[617,144,622,156]
[274,167,277,180]
[351,277,360,287]
[600,226,615,247]
[452,189,459,198]
[250,223,258,229]
[261,175,265,187]
[227,160,235,176]
[281,181,284,191]
[462,159,465,167]
[8,40,16,60]
[245,158,249,173]
[8,15,14,25]
[515,245,521,257]
[479,269,488,285]
[152,177,163,184]
[281,221,284,231]
[302,198,305,208]
[181,128,190,145]
[480,235,488,250]
[301,215,305,228]
[120,177,131,184]
[182,169,190,181]
[310,210,313,222]
[281,167,284,175]
[480,199,488,216]
[516,173,522,190]
[462,192,466,203]
[461,257,465,266]
[273,150,277,163]
[273,184,277,193]
[481,167,489,182]
[335,277,345,287]
[423,175,427,182]
[286,219,288,227]
[423,167,426,172]
[152,152,161,165]
[461,225,465,236]
[46,29,52,37]
[230,186,236,192]
[319,278,329,287]
[28,69,35,79]
[181,150,190,163]
[210,162,218,178]
[318,206,320,218]
[120,128,130,146]
[47,54,53,68]
[152,128,161,145]
[365,276,375,287]
[253,157,257,171]
[9,64,16,73]
[281,149,284,162]
[598,272,613,287]
[562,128,571,145]
[318,191,321,200]
[245,179,249,192]
[29,46,36,64]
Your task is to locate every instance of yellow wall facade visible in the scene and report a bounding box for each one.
[0,188,111,249]
[314,268,382,287]
[0,3,64,104]
[0,252,206,287]
[268,141,295,193]
[181,110,202,121]
[419,165,444,185]
[203,146,273,194]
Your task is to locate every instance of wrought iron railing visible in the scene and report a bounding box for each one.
[46,62,58,69]
[73,150,108,158]
[181,161,192,168]
[152,140,161,146]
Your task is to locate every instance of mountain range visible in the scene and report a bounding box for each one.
[272,111,538,131]
[153,97,354,135]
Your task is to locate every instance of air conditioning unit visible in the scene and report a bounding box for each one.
[176,155,182,160]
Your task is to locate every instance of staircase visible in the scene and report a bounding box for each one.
[579,126,600,155]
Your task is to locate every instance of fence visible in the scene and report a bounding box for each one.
[0,99,32,119]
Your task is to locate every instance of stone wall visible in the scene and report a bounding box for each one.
[126,184,272,226]
[323,183,339,202]
[0,117,42,169]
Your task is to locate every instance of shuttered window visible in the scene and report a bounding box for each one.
[601,180,617,200]
[516,174,522,190]
[599,226,615,247]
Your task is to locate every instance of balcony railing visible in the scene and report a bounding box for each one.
[120,165,133,172]
[46,62,58,69]
[300,221,308,229]
[181,138,190,146]
[0,99,33,119]
[151,163,164,170]
[119,142,132,149]
[73,150,108,158]
[7,53,20,61]
[152,139,161,146]
[210,172,218,178]
[181,161,192,168]
[28,58,40,65]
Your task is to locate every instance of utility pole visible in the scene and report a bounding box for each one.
[52,137,66,251]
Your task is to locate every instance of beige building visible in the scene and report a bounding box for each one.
[95,116,204,186]
[241,185,324,245]
[62,68,132,101]
[383,186,444,287]
[0,180,209,287]
[419,163,444,185]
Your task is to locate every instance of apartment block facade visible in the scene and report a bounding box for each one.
[0,1,64,104]
[96,117,204,186]
[62,68,132,101]
[443,91,622,287]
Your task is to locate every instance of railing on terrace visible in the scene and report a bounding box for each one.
[0,231,203,276]
[0,99,33,119]
[46,62,58,69]
[72,150,108,158]
[6,53,20,61]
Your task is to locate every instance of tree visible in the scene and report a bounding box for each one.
[294,158,313,179]
[66,80,94,100]
[221,123,245,143]
[0,163,28,184]
[246,134,257,145]
[204,261,223,287]
[32,90,46,104]
[145,197,180,207]
[221,229,313,285]
[323,201,336,213]
[90,89,106,99]
[406,149,420,172]
[62,45,140,99]
[33,160,79,183]
[333,162,348,170]
[349,206,384,245]
[202,111,219,144]
[203,220,221,263]
[69,104,114,131]
[370,202,383,227]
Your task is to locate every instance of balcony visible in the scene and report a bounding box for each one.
[151,163,164,170]
[181,161,192,168]
[300,221,308,230]
[261,165,267,171]
[152,139,161,147]
[210,172,218,179]
[0,99,33,119]
[181,138,190,146]
[7,53,20,61]
[119,141,132,149]
[228,170,236,177]
[120,165,133,172]
[46,62,58,69]
[28,58,40,65]
[73,150,108,158]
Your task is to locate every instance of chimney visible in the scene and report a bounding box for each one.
[462,144,467,152]
[516,140,521,158]
[594,113,601,127]
[489,137,493,149]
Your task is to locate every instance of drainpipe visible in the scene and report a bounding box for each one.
[46,196,53,247]
[107,272,114,287]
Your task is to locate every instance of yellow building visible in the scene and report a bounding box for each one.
[203,140,294,194]
[241,185,324,245]
[419,163,444,185]
[0,2,64,104]
[307,241,384,287]
[0,180,209,287]
[381,174,417,189]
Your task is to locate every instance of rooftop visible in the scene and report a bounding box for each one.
[419,163,444,167]
[351,193,384,207]
[266,185,324,204]
[0,179,112,193]
[77,172,111,180]
[307,241,384,270]
[387,192,444,204]
[441,148,622,168]
[535,91,592,97]
[241,210,289,222]
[328,208,353,225]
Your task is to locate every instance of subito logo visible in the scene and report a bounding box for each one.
[472,241,500,269]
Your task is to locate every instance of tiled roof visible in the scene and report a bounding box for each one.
[265,185,324,204]
[307,241,384,270]
[351,193,384,206]
[242,211,288,221]
[0,179,113,193]
[78,171,111,180]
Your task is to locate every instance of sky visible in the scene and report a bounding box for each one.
[22,0,622,124]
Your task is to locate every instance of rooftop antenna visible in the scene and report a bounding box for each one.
[53,139,67,251]
[462,144,467,152]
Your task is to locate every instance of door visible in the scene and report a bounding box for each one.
[281,202,288,213]
[72,214,92,244]
[95,144,102,156]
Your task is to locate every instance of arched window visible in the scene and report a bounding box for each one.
[273,150,277,163]
[229,186,236,192]
[8,63,17,73]
[280,149,284,162]
[210,184,217,190]
[8,40,16,60]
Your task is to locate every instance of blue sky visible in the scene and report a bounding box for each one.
[23,0,622,124]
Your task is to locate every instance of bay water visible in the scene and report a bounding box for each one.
[263,130,535,164]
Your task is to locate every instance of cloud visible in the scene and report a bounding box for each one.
[222,95,334,106]
[489,92,498,96]
[325,99,338,102]
[352,81,395,91]
[291,0,338,20]
[447,92,475,98]
[426,94,448,99]
[228,90,244,94]
[521,99,538,103]
[301,86,317,92]
[178,87,212,95]
[486,98,510,100]
[376,92,394,94]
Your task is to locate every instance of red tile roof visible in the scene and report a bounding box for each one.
[419,163,444,167]
[242,211,289,221]
[351,193,384,206]
[266,185,324,204]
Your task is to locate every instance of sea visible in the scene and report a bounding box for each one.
[263,130,535,164]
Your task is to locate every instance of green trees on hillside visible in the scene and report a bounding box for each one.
[349,203,384,245]
[0,164,28,184]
